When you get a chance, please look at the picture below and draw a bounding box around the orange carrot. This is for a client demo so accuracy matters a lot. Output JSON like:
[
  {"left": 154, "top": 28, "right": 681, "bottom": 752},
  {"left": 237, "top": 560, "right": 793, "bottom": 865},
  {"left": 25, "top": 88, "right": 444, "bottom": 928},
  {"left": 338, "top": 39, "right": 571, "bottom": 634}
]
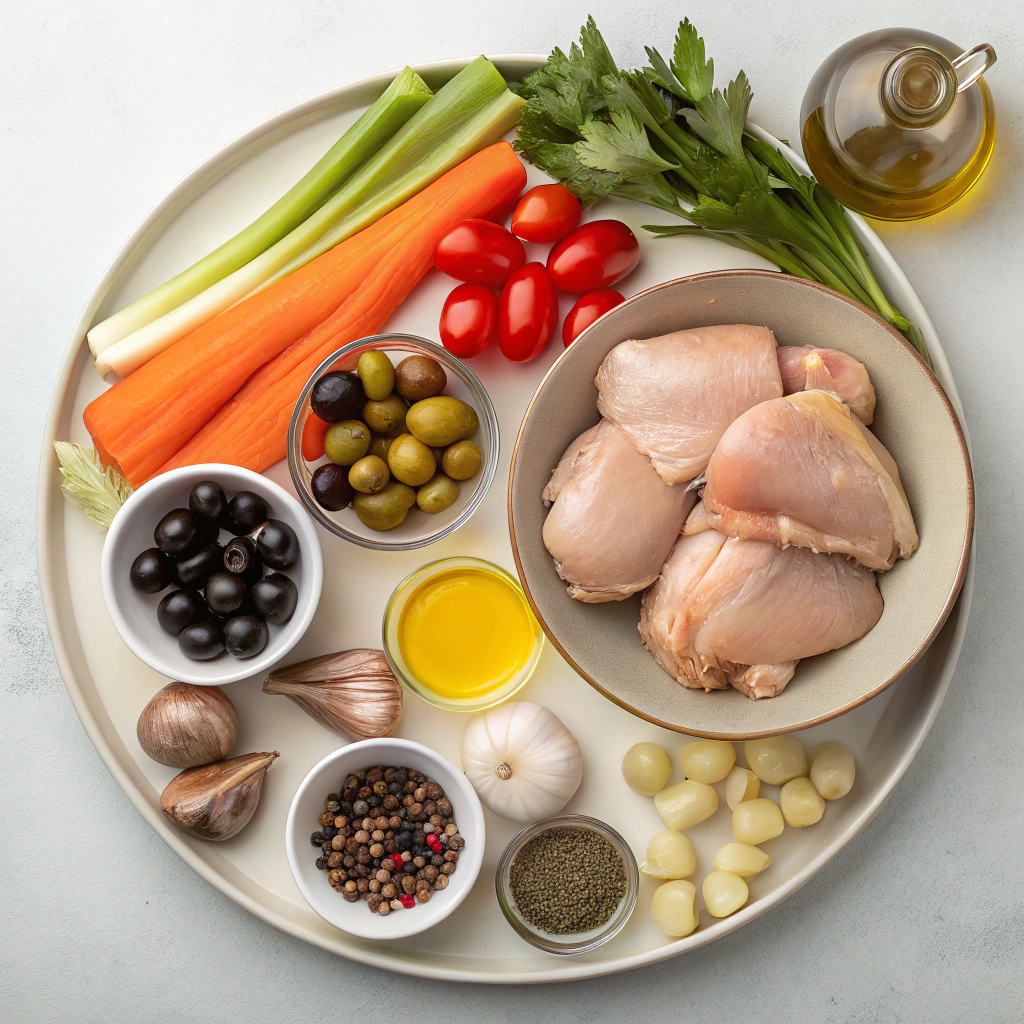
[
  {"left": 85, "top": 142, "right": 525, "bottom": 485},
  {"left": 301, "top": 413, "right": 331, "bottom": 462}
]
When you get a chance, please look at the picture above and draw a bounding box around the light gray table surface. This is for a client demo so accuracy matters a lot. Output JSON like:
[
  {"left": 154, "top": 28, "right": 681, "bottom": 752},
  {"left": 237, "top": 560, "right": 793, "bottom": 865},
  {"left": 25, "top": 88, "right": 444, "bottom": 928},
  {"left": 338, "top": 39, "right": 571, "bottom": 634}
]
[{"left": 3, "top": 2, "right": 1021, "bottom": 1020}]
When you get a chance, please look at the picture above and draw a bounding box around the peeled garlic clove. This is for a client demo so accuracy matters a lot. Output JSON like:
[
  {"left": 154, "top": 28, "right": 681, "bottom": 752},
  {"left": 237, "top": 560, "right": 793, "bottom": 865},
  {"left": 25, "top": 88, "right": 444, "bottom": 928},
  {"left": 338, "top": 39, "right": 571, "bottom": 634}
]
[
  {"left": 725, "top": 766, "right": 760, "bottom": 810},
  {"left": 641, "top": 830, "right": 696, "bottom": 879},
  {"left": 651, "top": 879, "right": 699, "bottom": 937},
  {"left": 262, "top": 649, "right": 402, "bottom": 740},
  {"left": 654, "top": 780, "right": 718, "bottom": 831},
  {"left": 137, "top": 681, "right": 238, "bottom": 768},
  {"left": 160, "top": 751, "right": 278, "bottom": 841}
]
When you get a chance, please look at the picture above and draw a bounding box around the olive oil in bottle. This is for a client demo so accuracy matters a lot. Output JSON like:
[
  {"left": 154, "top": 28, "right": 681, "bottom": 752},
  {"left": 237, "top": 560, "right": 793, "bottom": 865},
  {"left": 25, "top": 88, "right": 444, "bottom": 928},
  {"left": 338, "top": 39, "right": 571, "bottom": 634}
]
[{"left": 800, "top": 29, "right": 996, "bottom": 220}]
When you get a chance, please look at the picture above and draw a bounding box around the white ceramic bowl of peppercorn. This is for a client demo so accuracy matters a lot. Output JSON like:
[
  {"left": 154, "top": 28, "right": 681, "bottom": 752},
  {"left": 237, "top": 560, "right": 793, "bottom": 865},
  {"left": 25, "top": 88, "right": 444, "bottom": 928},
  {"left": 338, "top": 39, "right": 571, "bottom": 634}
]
[
  {"left": 101, "top": 464, "right": 323, "bottom": 686},
  {"left": 285, "top": 738, "right": 486, "bottom": 941}
]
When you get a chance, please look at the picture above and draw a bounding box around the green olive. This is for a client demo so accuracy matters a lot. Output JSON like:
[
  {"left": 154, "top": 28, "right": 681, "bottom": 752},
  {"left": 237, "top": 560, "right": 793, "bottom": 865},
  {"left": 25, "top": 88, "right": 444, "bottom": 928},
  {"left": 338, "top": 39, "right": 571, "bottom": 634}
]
[
  {"left": 353, "top": 482, "right": 416, "bottom": 531},
  {"left": 405, "top": 396, "right": 479, "bottom": 448},
  {"left": 324, "top": 420, "right": 371, "bottom": 466},
  {"left": 394, "top": 355, "right": 447, "bottom": 401},
  {"left": 416, "top": 474, "right": 460, "bottom": 514},
  {"left": 441, "top": 440, "right": 482, "bottom": 481},
  {"left": 368, "top": 434, "right": 395, "bottom": 461},
  {"left": 356, "top": 350, "right": 395, "bottom": 402},
  {"left": 387, "top": 433, "right": 436, "bottom": 487},
  {"left": 363, "top": 394, "right": 408, "bottom": 435},
  {"left": 348, "top": 455, "right": 390, "bottom": 494}
]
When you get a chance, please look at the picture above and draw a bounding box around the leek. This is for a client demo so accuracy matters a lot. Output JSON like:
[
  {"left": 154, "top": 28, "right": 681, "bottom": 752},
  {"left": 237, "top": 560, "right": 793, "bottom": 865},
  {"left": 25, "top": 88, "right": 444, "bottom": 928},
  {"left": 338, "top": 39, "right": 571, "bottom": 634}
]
[
  {"left": 95, "top": 57, "right": 523, "bottom": 383},
  {"left": 88, "top": 66, "right": 433, "bottom": 361}
]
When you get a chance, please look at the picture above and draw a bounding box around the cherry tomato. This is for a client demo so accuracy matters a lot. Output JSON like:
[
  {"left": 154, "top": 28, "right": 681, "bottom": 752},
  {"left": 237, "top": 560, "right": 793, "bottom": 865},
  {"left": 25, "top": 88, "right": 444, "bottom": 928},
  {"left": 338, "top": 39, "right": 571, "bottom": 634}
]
[
  {"left": 301, "top": 412, "right": 331, "bottom": 462},
  {"left": 511, "top": 184, "right": 582, "bottom": 244},
  {"left": 546, "top": 220, "right": 640, "bottom": 293},
  {"left": 439, "top": 283, "right": 498, "bottom": 358},
  {"left": 562, "top": 288, "right": 625, "bottom": 347},
  {"left": 433, "top": 219, "right": 526, "bottom": 287},
  {"left": 498, "top": 263, "right": 559, "bottom": 363}
]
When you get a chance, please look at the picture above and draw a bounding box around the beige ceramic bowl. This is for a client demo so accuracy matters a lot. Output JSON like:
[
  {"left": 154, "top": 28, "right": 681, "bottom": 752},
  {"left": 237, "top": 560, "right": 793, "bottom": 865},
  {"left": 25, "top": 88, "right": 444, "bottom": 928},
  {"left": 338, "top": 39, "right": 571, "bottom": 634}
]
[{"left": 508, "top": 271, "right": 974, "bottom": 739}]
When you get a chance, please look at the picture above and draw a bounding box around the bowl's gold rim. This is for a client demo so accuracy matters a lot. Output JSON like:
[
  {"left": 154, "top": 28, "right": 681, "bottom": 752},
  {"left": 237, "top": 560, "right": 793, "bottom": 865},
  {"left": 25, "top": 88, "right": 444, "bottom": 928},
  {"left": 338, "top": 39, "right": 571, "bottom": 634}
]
[{"left": 506, "top": 269, "right": 975, "bottom": 740}]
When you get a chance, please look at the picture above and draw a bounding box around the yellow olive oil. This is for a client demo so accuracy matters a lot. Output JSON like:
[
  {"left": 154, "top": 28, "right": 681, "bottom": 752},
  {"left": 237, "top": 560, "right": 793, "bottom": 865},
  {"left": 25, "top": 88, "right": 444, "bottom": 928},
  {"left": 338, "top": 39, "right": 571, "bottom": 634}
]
[{"left": 398, "top": 566, "right": 536, "bottom": 700}]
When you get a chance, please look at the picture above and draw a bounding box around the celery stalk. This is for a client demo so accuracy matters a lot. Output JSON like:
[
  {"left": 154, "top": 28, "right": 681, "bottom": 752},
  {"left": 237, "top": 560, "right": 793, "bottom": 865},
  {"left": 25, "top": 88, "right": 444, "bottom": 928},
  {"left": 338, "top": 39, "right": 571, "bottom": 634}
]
[
  {"left": 95, "top": 58, "right": 523, "bottom": 382},
  {"left": 88, "top": 67, "right": 433, "bottom": 359}
]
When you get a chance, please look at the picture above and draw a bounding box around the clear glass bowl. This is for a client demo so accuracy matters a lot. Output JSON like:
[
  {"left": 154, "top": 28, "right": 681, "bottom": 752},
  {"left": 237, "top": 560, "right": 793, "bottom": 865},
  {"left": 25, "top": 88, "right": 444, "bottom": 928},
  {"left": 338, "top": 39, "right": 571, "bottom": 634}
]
[
  {"left": 287, "top": 334, "right": 498, "bottom": 551},
  {"left": 382, "top": 556, "right": 544, "bottom": 712},
  {"left": 495, "top": 814, "right": 640, "bottom": 955}
]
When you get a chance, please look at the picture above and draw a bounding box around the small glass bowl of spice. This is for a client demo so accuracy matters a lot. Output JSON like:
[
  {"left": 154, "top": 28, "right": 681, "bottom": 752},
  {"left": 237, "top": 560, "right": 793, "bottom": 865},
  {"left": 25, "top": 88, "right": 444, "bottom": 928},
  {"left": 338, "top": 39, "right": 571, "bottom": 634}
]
[{"left": 495, "top": 814, "right": 639, "bottom": 955}]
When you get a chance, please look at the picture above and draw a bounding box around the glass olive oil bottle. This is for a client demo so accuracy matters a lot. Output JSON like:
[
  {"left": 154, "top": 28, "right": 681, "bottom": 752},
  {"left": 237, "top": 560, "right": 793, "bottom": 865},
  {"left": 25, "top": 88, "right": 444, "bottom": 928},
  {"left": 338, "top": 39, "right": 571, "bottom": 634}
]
[{"left": 801, "top": 29, "right": 996, "bottom": 220}]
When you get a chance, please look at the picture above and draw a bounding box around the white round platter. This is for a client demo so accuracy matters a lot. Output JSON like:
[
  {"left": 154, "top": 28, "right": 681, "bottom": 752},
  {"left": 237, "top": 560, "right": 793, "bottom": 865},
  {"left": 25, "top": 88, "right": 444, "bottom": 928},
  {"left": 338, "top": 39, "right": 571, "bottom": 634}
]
[{"left": 37, "top": 56, "right": 974, "bottom": 983}]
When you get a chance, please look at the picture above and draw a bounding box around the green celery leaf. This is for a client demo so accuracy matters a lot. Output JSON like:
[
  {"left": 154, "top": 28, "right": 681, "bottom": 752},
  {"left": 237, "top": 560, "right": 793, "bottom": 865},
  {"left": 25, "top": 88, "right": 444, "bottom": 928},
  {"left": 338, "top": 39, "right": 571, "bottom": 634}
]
[
  {"left": 644, "top": 46, "right": 692, "bottom": 103},
  {"left": 578, "top": 15, "right": 619, "bottom": 82},
  {"left": 669, "top": 18, "right": 714, "bottom": 103},
  {"left": 744, "top": 135, "right": 817, "bottom": 204},
  {"left": 603, "top": 71, "right": 673, "bottom": 129},
  {"left": 576, "top": 110, "right": 678, "bottom": 178},
  {"left": 683, "top": 71, "right": 752, "bottom": 168},
  {"left": 685, "top": 186, "right": 809, "bottom": 250},
  {"left": 517, "top": 139, "right": 623, "bottom": 206},
  {"left": 613, "top": 174, "right": 685, "bottom": 212}
]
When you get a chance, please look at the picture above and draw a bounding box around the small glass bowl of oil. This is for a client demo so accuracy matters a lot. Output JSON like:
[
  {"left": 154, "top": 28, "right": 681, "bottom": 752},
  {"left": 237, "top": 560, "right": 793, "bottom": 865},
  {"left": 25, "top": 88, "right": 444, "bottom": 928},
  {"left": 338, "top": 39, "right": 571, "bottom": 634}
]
[{"left": 383, "top": 556, "right": 544, "bottom": 712}]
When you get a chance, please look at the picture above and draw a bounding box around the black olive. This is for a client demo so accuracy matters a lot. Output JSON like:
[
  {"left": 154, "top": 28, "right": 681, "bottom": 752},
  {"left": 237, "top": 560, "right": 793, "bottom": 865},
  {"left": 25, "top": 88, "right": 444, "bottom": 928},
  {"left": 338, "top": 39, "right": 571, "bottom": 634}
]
[
  {"left": 223, "top": 614, "right": 269, "bottom": 659},
  {"left": 223, "top": 536, "right": 263, "bottom": 584},
  {"left": 157, "top": 590, "right": 209, "bottom": 636},
  {"left": 154, "top": 509, "right": 200, "bottom": 556},
  {"left": 255, "top": 519, "right": 300, "bottom": 569},
  {"left": 189, "top": 480, "right": 227, "bottom": 526},
  {"left": 175, "top": 541, "right": 224, "bottom": 591},
  {"left": 205, "top": 571, "right": 248, "bottom": 616},
  {"left": 310, "top": 370, "right": 363, "bottom": 423},
  {"left": 129, "top": 548, "right": 174, "bottom": 593},
  {"left": 251, "top": 572, "right": 298, "bottom": 625},
  {"left": 225, "top": 491, "right": 268, "bottom": 534},
  {"left": 311, "top": 464, "right": 354, "bottom": 511},
  {"left": 178, "top": 620, "right": 225, "bottom": 660},
  {"left": 195, "top": 513, "right": 223, "bottom": 543}
]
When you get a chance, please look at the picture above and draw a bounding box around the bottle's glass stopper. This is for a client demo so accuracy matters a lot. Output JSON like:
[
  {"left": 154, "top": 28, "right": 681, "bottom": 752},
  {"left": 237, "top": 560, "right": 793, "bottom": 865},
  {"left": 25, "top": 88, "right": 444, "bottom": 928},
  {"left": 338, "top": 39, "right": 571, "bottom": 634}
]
[{"left": 881, "top": 43, "right": 996, "bottom": 129}]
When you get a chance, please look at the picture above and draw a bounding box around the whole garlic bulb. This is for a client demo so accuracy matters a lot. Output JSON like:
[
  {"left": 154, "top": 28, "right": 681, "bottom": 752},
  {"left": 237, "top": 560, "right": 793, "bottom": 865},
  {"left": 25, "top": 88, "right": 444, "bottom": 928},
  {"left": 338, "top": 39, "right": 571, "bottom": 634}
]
[
  {"left": 460, "top": 702, "right": 583, "bottom": 823},
  {"left": 137, "top": 682, "right": 237, "bottom": 768}
]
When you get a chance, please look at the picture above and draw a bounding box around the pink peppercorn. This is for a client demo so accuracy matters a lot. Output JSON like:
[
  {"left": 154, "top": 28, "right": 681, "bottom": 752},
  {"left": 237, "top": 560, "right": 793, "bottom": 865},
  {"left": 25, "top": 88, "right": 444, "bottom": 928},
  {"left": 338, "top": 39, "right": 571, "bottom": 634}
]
[{"left": 400, "top": 894, "right": 415, "bottom": 909}]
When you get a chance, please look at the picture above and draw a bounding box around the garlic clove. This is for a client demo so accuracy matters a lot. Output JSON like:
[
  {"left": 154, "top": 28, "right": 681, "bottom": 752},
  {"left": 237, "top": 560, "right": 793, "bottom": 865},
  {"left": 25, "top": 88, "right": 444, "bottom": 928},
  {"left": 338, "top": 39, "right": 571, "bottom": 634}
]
[
  {"left": 160, "top": 751, "right": 278, "bottom": 841},
  {"left": 262, "top": 649, "right": 402, "bottom": 741},
  {"left": 137, "top": 681, "right": 238, "bottom": 768}
]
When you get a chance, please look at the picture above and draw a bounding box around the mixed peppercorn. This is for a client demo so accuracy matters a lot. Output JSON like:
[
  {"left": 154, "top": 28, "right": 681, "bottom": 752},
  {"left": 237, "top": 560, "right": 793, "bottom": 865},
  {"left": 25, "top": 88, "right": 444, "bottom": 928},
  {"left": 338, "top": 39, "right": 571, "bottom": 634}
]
[{"left": 311, "top": 764, "right": 463, "bottom": 915}]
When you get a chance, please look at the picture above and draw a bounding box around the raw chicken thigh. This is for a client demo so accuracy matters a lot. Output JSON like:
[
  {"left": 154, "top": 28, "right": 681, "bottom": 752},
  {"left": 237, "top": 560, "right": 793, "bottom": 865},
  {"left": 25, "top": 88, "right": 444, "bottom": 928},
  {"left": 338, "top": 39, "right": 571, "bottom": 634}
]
[
  {"left": 596, "top": 325, "right": 783, "bottom": 485},
  {"left": 542, "top": 419, "right": 695, "bottom": 603},
  {"left": 640, "top": 526, "right": 883, "bottom": 699},
  {"left": 690, "top": 390, "right": 917, "bottom": 571},
  {"left": 777, "top": 345, "right": 876, "bottom": 424}
]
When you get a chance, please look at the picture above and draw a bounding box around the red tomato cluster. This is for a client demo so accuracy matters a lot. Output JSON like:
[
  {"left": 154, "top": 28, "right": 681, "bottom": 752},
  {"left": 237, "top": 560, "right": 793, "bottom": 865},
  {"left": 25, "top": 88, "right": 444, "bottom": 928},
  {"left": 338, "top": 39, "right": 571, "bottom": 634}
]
[{"left": 433, "top": 184, "right": 638, "bottom": 361}]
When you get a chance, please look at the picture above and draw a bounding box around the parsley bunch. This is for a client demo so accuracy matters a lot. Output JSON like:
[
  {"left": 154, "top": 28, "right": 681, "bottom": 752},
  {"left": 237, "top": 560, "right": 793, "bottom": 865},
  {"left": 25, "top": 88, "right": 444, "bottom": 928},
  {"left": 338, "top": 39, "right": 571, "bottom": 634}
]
[{"left": 513, "top": 17, "right": 926, "bottom": 360}]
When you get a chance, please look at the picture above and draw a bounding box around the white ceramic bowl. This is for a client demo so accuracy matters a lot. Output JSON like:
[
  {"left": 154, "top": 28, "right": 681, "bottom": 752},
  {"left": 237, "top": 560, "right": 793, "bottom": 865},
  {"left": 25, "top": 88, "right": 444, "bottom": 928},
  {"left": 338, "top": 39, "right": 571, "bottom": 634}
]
[
  {"left": 101, "top": 464, "right": 323, "bottom": 685},
  {"left": 285, "top": 738, "right": 485, "bottom": 941}
]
